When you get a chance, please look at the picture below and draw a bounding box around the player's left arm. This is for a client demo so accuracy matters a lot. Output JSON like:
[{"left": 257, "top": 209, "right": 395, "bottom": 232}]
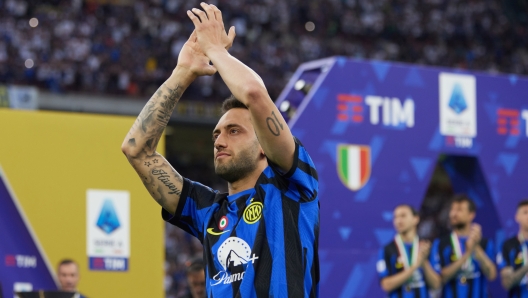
[
  {"left": 422, "top": 260, "right": 441, "bottom": 290},
  {"left": 474, "top": 241, "right": 497, "bottom": 281},
  {"left": 187, "top": 3, "right": 295, "bottom": 172},
  {"left": 420, "top": 240, "right": 441, "bottom": 290}
]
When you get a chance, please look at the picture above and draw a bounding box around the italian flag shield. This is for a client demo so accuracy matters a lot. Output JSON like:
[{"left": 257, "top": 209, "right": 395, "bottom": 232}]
[{"left": 337, "top": 144, "right": 371, "bottom": 191}]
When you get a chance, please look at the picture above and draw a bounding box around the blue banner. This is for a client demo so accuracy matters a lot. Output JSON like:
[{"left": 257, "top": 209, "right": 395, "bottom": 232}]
[
  {"left": 0, "top": 168, "right": 57, "bottom": 297},
  {"left": 277, "top": 58, "right": 528, "bottom": 297}
]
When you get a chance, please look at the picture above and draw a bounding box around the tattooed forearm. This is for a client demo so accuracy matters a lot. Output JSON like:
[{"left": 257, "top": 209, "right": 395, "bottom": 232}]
[
  {"left": 152, "top": 169, "right": 182, "bottom": 195},
  {"left": 156, "top": 86, "right": 182, "bottom": 124},
  {"left": 266, "top": 111, "right": 284, "bottom": 136},
  {"left": 125, "top": 84, "right": 185, "bottom": 156},
  {"left": 139, "top": 101, "right": 157, "bottom": 133},
  {"left": 136, "top": 84, "right": 183, "bottom": 136}
]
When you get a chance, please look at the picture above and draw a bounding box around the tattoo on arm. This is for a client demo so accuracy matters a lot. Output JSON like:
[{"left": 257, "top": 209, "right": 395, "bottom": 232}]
[
  {"left": 128, "top": 138, "right": 136, "bottom": 147},
  {"left": 139, "top": 101, "right": 157, "bottom": 133},
  {"left": 152, "top": 169, "right": 182, "bottom": 195},
  {"left": 156, "top": 86, "right": 182, "bottom": 124},
  {"left": 266, "top": 111, "right": 284, "bottom": 136}
]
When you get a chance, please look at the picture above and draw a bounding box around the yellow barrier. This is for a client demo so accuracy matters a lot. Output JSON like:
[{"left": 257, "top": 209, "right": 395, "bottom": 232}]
[{"left": 0, "top": 109, "right": 164, "bottom": 298}]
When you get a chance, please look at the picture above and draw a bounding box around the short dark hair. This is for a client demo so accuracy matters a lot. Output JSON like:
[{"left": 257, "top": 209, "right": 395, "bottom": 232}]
[
  {"left": 395, "top": 204, "right": 418, "bottom": 216},
  {"left": 452, "top": 194, "right": 476, "bottom": 212},
  {"left": 221, "top": 95, "right": 247, "bottom": 114},
  {"left": 58, "top": 259, "right": 77, "bottom": 270},
  {"left": 186, "top": 258, "right": 204, "bottom": 275},
  {"left": 517, "top": 200, "right": 528, "bottom": 210}
]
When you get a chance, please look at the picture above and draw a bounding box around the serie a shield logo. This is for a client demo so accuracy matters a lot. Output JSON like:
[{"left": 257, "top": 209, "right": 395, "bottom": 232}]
[{"left": 337, "top": 144, "right": 371, "bottom": 191}]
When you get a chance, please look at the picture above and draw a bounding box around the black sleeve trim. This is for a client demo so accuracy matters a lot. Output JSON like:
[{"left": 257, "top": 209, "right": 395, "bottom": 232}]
[
  {"left": 161, "top": 177, "right": 192, "bottom": 223},
  {"left": 282, "top": 137, "right": 300, "bottom": 179}
]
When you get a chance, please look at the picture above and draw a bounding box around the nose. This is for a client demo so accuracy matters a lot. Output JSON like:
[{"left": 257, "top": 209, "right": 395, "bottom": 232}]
[{"left": 214, "top": 132, "right": 227, "bottom": 150}]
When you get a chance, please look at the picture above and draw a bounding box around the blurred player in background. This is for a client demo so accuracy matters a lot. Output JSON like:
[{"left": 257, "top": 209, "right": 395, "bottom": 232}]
[
  {"left": 182, "top": 258, "right": 206, "bottom": 298},
  {"left": 377, "top": 204, "right": 441, "bottom": 297},
  {"left": 497, "top": 200, "right": 528, "bottom": 298},
  {"left": 121, "top": 3, "right": 319, "bottom": 297},
  {"left": 431, "top": 195, "right": 496, "bottom": 298},
  {"left": 57, "top": 259, "right": 87, "bottom": 298}
]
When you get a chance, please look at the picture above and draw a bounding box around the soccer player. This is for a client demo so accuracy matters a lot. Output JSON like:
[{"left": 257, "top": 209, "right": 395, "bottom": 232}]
[
  {"left": 496, "top": 199, "right": 528, "bottom": 297},
  {"left": 184, "top": 258, "right": 206, "bottom": 298},
  {"left": 121, "top": 3, "right": 319, "bottom": 297},
  {"left": 431, "top": 195, "right": 497, "bottom": 297},
  {"left": 377, "top": 204, "right": 441, "bottom": 297}
]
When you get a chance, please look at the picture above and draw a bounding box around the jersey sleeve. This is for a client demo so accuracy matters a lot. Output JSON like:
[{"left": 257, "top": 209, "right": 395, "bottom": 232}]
[
  {"left": 431, "top": 239, "right": 442, "bottom": 274},
  {"left": 377, "top": 248, "right": 389, "bottom": 279},
  {"left": 272, "top": 137, "right": 318, "bottom": 200},
  {"left": 161, "top": 178, "right": 217, "bottom": 242}
]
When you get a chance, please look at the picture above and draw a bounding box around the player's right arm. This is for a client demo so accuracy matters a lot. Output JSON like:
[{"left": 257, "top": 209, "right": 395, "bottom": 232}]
[
  {"left": 498, "top": 241, "right": 528, "bottom": 290},
  {"left": 377, "top": 248, "right": 417, "bottom": 293},
  {"left": 380, "top": 267, "right": 418, "bottom": 292},
  {"left": 121, "top": 31, "right": 223, "bottom": 214},
  {"left": 500, "top": 266, "right": 528, "bottom": 290}
]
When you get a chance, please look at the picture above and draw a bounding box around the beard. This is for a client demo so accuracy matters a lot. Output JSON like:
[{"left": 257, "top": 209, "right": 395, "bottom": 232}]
[
  {"left": 452, "top": 222, "right": 467, "bottom": 230},
  {"left": 214, "top": 142, "right": 259, "bottom": 183}
]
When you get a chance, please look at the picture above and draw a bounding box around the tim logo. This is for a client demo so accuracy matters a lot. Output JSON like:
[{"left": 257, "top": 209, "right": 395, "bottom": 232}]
[
  {"left": 497, "top": 108, "right": 528, "bottom": 137},
  {"left": 336, "top": 94, "right": 415, "bottom": 128},
  {"left": 89, "top": 257, "right": 128, "bottom": 271},
  {"left": 5, "top": 255, "right": 37, "bottom": 268}
]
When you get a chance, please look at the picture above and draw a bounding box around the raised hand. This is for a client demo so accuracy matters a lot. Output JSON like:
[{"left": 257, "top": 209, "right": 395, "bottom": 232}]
[
  {"left": 176, "top": 30, "right": 217, "bottom": 78},
  {"left": 466, "top": 223, "right": 482, "bottom": 252},
  {"left": 187, "top": 3, "right": 236, "bottom": 55},
  {"left": 418, "top": 240, "right": 431, "bottom": 266}
]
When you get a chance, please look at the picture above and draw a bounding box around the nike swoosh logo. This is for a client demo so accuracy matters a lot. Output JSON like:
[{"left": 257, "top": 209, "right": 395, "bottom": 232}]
[{"left": 207, "top": 228, "right": 230, "bottom": 236}]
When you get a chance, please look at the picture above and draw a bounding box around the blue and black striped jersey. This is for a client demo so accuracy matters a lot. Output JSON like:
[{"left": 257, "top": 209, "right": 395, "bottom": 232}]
[
  {"left": 377, "top": 241, "right": 431, "bottom": 298},
  {"left": 431, "top": 235, "right": 494, "bottom": 298},
  {"left": 162, "top": 137, "right": 320, "bottom": 298},
  {"left": 497, "top": 236, "right": 528, "bottom": 298}
]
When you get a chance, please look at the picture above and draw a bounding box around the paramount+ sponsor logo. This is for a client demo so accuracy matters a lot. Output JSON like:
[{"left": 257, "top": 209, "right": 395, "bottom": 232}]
[{"left": 5, "top": 255, "right": 37, "bottom": 268}]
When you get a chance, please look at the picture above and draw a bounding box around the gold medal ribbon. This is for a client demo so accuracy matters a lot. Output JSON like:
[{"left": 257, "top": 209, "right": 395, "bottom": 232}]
[
  {"left": 395, "top": 234, "right": 419, "bottom": 288},
  {"left": 451, "top": 232, "right": 472, "bottom": 266},
  {"left": 518, "top": 233, "right": 528, "bottom": 266}
]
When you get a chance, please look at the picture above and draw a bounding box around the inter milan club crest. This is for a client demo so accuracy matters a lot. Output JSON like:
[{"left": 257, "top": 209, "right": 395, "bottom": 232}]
[
  {"left": 337, "top": 144, "right": 371, "bottom": 191},
  {"left": 218, "top": 216, "right": 228, "bottom": 230}
]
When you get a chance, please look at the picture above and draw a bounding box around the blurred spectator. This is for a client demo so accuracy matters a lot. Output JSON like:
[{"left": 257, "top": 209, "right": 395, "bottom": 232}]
[
  {"left": 181, "top": 258, "right": 206, "bottom": 298},
  {"left": 0, "top": 0, "right": 527, "bottom": 101},
  {"left": 57, "top": 259, "right": 87, "bottom": 298}
]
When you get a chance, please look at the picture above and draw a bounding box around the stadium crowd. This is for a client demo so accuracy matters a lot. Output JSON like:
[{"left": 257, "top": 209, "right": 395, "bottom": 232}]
[{"left": 1, "top": 0, "right": 527, "bottom": 102}]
